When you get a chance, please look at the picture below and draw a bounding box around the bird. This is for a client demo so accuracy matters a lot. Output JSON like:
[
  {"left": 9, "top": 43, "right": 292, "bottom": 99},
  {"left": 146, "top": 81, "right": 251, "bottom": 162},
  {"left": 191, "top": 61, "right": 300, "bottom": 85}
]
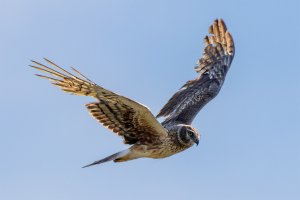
[{"left": 31, "top": 19, "right": 234, "bottom": 168}]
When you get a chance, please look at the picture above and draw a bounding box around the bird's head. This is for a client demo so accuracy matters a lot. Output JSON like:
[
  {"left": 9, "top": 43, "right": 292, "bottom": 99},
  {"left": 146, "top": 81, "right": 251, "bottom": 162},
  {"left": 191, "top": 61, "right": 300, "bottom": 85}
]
[{"left": 176, "top": 125, "right": 200, "bottom": 146}]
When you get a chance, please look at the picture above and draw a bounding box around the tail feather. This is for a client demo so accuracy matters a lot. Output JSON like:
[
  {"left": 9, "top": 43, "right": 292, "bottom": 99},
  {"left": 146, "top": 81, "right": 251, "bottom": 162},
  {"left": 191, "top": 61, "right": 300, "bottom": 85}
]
[{"left": 82, "top": 150, "right": 129, "bottom": 168}]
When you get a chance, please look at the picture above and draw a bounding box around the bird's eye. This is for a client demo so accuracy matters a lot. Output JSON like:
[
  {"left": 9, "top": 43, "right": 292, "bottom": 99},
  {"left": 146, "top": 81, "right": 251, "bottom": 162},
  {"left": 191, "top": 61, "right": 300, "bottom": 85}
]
[{"left": 188, "top": 131, "right": 193, "bottom": 136}]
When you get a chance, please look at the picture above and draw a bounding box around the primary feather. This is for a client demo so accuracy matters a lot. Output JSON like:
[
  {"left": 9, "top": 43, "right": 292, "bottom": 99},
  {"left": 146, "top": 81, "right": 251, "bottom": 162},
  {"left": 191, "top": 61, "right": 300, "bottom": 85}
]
[
  {"left": 31, "top": 19, "right": 235, "bottom": 167},
  {"left": 157, "top": 19, "right": 235, "bottom": 126},
  {"left": 31, "top": 58, "right": 167, "bottom": 146}
]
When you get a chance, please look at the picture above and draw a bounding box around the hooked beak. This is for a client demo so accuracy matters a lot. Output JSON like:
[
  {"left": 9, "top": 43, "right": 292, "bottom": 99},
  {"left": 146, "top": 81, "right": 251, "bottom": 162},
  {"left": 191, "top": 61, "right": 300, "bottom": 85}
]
[{"left": 192, "top": 137, "right": 199, "bottom": 146}]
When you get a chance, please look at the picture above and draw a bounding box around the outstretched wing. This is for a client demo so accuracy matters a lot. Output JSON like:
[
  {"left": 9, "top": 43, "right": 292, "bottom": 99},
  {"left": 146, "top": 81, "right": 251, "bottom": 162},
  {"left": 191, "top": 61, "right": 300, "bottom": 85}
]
[
  {"left": 31, "top": 58, "right": 167, "bottom": 145},
  {"left": 157, "top": 19, "right": 235, "bottom": 125}
]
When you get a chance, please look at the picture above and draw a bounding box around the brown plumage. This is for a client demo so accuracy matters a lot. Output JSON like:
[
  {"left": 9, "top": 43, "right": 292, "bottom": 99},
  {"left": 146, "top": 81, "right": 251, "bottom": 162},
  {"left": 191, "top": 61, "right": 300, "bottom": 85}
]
[
  {"left": 31, "top": 59, "right": 167, "bottom": 145},
  {"left": 31, "top": 19, "right": 234, "bottom": 167}
]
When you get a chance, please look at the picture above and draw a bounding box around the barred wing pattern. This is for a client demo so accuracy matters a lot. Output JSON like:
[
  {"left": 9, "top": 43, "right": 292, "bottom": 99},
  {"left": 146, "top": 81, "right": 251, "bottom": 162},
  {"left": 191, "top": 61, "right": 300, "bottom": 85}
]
[
  {"left": 31, "top": 59, "right": 167, "bottom": 145},
  {"left": 157, "top": 19, "right": 235, "bottom": 125}
]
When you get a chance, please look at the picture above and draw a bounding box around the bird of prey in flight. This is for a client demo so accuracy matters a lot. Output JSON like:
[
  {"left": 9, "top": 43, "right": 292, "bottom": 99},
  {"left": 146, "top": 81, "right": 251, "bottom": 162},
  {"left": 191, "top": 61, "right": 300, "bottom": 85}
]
[{"left": 31, "top": 19, "right": 234, "bottom": 168}]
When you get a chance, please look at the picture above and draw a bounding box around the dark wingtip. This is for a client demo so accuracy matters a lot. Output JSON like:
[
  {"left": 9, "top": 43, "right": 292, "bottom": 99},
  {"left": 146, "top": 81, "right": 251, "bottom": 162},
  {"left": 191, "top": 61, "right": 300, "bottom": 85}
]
[{"left": 43, "top": 57, "right": 51, "bottom": 62}]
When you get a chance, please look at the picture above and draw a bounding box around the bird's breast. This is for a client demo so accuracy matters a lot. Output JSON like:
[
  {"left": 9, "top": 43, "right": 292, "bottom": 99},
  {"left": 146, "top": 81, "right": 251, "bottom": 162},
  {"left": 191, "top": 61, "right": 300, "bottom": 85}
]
[{"left": 136, "top": 139, "right": 192, "bottom": 159}]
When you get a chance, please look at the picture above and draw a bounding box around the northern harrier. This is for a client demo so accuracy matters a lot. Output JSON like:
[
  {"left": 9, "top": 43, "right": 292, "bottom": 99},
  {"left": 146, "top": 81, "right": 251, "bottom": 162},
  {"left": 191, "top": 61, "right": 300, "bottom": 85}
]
[{"left": 31, "top": 19, "right": 234, "bottom": 167}]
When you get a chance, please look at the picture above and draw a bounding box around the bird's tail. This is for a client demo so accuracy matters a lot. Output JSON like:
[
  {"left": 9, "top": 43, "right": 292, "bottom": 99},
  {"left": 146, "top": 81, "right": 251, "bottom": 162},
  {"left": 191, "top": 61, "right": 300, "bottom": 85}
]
[
  {"left": 82, "top": 149, "right": 130, "bottom": 168},
  {"left": 30, "top": 58, "right": 99, "bottom": 97}
]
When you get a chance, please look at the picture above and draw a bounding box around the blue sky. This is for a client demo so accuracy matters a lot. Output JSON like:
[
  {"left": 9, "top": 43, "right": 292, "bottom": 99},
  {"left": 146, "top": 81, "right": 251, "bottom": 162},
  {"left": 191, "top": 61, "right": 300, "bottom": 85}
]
[{"left": 1, "top": 0, "right": 299, "bottom": 199}]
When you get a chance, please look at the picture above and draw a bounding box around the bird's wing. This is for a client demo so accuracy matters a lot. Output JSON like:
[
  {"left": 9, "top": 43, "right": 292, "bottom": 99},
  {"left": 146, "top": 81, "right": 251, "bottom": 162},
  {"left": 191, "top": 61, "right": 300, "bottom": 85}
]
[
  {"left": 157, "top": 19, "right": 234, "bottom": 125},
  {"left": 31, "top": 58, "right": 167, "bottom": 145}
]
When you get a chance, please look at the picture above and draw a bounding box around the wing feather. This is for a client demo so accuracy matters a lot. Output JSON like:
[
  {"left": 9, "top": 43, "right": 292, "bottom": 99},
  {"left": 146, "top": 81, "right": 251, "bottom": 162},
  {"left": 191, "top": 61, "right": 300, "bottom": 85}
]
[
  {"left": 31, "top": 59, "right": 167, "bottom": 144},
  {"left": 157, "top": 19, "right": 235, "bottom": 125}
]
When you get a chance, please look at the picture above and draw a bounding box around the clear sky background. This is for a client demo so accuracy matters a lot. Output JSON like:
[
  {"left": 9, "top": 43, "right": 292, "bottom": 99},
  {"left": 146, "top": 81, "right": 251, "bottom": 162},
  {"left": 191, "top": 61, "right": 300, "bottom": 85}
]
[{"left": 1, "top": 0, "right": 299, "bottom": 199}]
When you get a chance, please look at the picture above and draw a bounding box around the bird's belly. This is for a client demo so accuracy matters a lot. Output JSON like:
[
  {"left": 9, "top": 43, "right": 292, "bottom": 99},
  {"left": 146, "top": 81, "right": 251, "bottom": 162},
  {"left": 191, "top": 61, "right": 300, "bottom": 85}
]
[
  {"left": 145, "top": 145, "right": 190, "bottom": 159},
  {"left": 131, "top": 140, "right": 192, "bottom": 159}
]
